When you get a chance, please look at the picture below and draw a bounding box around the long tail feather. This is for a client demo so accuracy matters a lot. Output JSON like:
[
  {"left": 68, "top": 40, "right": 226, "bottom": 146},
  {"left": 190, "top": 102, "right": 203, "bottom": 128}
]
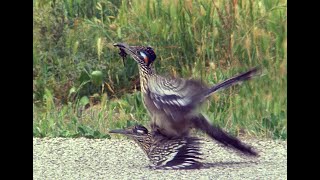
[{"left": 191, "top": 114, "right": 258, "bottom": 156}]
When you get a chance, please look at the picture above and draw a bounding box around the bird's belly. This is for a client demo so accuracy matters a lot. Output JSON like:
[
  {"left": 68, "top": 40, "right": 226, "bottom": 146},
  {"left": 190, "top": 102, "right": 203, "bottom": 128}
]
[{"left": 143, "top": 94, "right": 191, "bottom": 137}]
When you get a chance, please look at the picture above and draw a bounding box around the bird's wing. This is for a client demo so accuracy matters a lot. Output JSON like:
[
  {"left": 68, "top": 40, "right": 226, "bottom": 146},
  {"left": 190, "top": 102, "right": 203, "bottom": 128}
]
[
  {"left": 149, "top": 137, "right": 203, "bottom": 170},
  {"left": 148, "top": 76, "right": 207, "bottom": 113}
]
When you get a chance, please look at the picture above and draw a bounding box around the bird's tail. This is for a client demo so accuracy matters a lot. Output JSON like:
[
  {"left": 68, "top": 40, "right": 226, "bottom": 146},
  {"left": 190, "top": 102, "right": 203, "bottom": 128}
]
[
  {"left": 204, "top": 67, "right": 261, "bottom": 98},
  {"left": 191, "top": 114, "right": 258, "bottom": 156}
]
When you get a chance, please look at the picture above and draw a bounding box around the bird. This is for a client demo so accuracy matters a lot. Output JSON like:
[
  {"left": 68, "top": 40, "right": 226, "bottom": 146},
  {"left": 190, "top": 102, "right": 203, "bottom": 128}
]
[
  {"left": 109, "top": 125, "right": 203, "bottom": 170},
  {"left": 113, "top": 42, "right": 259, "bottom": 156}
]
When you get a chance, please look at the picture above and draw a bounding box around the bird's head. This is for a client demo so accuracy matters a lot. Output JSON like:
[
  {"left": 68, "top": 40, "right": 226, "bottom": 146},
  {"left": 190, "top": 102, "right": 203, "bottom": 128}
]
[
  {"left": 113, "top": 43, "right": 156, "bottom": 70},
  {"left": 109, "top": 124, "right": 151, "bottom": 152}
]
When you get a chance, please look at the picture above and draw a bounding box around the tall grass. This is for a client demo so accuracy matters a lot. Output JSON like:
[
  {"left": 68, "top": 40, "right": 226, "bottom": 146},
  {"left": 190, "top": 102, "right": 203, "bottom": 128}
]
[{"left": 33, "top": 0, "right": 287, "bottom": 139}]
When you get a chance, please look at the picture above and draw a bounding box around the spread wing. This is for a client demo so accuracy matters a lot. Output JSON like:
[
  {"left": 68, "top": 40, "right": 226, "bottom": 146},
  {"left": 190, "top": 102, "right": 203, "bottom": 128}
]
[
  {"left": 147, "top": 76, "right": 208, "bottom": 114},
  {"left": 149, "top": 137, "right": 203, "bottom": 170}
]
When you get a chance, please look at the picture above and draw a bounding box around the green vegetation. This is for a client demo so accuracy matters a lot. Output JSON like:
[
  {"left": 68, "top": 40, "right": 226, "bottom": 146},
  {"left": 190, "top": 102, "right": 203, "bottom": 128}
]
[{"left": 33, "top": 0, "right": 287, "bottom": 139}]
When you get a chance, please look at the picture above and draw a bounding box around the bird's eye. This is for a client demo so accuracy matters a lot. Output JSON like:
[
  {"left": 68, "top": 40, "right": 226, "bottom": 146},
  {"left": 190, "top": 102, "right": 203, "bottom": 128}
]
[
  {"left": 139, "top": 51, "right": 146, "bottom": 58},
  {"left": 136, "top": 129, "right": 145, "bottom": 134},
  {"left": 135, "top": 125, "right": 148, "bottom": 134},
  {"left": 139, "top": 51, "right": 149, "bottom": 64}
]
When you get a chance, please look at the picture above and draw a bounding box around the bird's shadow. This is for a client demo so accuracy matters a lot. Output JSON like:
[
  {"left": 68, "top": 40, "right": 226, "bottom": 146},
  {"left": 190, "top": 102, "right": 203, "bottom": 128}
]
[
  {"left": 146, "top": 160, "right": 259, "bottom": 170},
  {"left": 200, "top": 160, "right": 259, "bottom": 169}
]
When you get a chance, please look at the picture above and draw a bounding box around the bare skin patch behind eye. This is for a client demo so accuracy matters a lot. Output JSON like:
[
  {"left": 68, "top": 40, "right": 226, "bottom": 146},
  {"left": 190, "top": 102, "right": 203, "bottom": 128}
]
[{"left": 139, "top": 51, "right": 149, "bottom": 64}]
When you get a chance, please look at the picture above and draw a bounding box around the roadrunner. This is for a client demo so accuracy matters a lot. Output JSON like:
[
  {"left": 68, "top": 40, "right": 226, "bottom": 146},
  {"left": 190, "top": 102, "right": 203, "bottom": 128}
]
[
  {"left": 114, "top": 43, "right": 259, "bottom": 156},
  {"left": 109, "top": 125, "right": 203, "bottom": 170}
]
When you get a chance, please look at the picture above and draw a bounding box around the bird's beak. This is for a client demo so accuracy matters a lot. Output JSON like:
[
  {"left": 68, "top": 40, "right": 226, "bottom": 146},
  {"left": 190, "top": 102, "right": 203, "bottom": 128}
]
[
  {"left": 113, "top": 42, "right": 128, "bottom": 49},
  {"left": 109, "top": 128, "right": 130, "bottom": 135},
  {"left": 113, "top": 42, "right": 133, "bottom": 55},
  {"left": 113, "top": 42, "right": 142, "bottom": 62},
  {"left": 113, "top": 43, "right": 128, "bottom": 53}
]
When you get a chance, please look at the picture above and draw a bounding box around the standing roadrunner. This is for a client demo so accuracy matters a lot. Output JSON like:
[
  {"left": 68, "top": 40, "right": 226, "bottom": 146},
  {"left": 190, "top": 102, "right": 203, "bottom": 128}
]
[
  {"left": 114, "top": 43, "right": 259, "bottom": 156},
  {"left": 110, "top": 125, "right": 203, "bottom": 170}
]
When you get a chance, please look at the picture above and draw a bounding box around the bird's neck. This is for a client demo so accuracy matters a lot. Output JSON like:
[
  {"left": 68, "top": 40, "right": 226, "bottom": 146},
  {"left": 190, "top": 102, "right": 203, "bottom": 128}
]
[
  {"left": 138, "top": 66, "right": 154, "bottom": 93},
  {"left": 134, "top": 135, "right": 152, "bottom": 155}
]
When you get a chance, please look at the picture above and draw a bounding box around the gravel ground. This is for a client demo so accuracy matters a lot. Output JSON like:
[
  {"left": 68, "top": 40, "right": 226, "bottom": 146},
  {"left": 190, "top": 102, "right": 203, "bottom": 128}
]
[{"left": 33, "top": 137, "right": 287, "bottom": 180}]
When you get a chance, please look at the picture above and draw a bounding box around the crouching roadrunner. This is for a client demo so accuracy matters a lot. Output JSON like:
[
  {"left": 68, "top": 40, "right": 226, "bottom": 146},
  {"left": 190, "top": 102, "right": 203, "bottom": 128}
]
[
  {"left": 114, "top": 43, "right": 259, "bottom": 156},
  {"left": 109, "top": 125, "right": 203, "bottom": 170}
]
